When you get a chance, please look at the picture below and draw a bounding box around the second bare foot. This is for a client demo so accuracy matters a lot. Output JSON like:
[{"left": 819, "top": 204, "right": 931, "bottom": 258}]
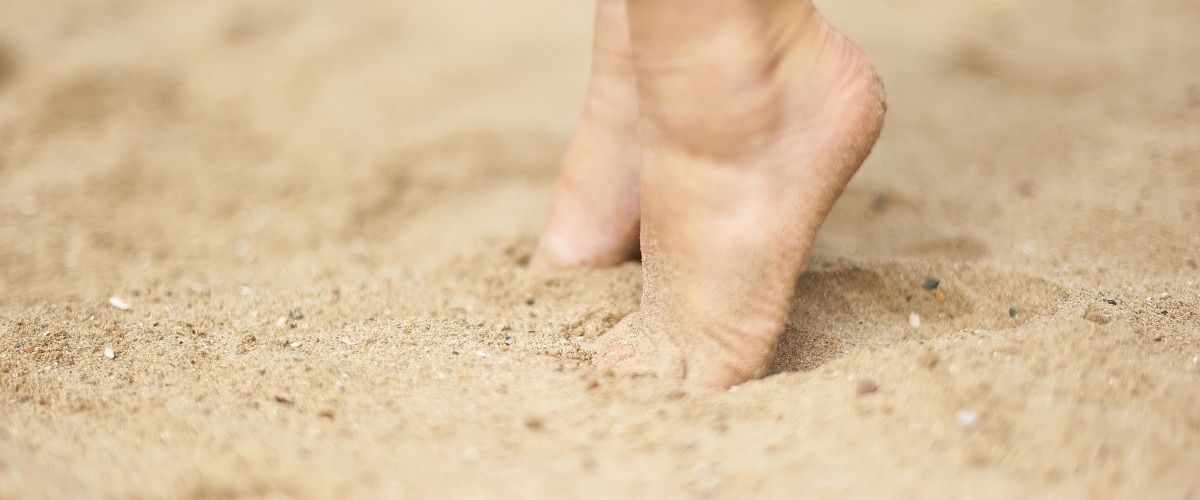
[{"left": 533, "top": 0, "right": 642, "bottom": 270}]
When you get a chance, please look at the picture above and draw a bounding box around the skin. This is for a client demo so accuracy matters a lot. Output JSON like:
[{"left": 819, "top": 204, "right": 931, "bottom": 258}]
[
  {"left": 534, "top": 0, "right": 886, "bottom": 388},
  {"left": 533, "top": 0, "right": 641, "bottom": 269}
]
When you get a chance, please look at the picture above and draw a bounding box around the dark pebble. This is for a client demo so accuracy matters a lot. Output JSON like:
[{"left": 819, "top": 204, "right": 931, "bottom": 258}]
[
  {"left": 1154, "top": 337, "right": 1164, "bottom": 342},
  {"left": 504, "top": 336, "right": 511, "bottom": 340},
  {"left": 922, "top": 279, "right": 940, "bottom": 290},
  {"left": 1009, "top": 308, "right": 1016, "bottom": 317},
  {"left": 870, "top": 194, "right": 888, "bottom": 212},
  {"left": 289, "top": 309, "right": 304, "bottom": 320},
  {"left": 526, "top": 299, "right": 535, "bottom": 306},
  {"left": 524, "top": 417, "right": 545, "bottom": 431},
  {"left": 1104, "top": 299, "right": 1117, "bottom": 305},
  {"left": 856, "top": 378, "right": 880, "bottom": 395},
  {"left": 1161, "top": 310, "right": 1168, "bottom": 316},
  {"left": 451, "top": 350, "right": 459, "bottom": 355},
  {"left": 274, "top": 395, "right": 293, "bottom": 404}
]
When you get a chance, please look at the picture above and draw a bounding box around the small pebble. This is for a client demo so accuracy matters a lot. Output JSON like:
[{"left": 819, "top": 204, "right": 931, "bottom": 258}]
[
  {"left": 870, "top": 194, "right": 889, "bottom": 212},
  {"left": 475, "top": 350, "right": 488, "bottom": 358},
  {"left": 934, "top": 289, "right": 946, "bottom": 303},
  {"left": 104, "top": 347, "right": 115, "bottom": 359},
  {"left": 289, "top": 309, "right": 303, "bottom": 320},
  {"left": 1016, "top": 180, "right": 1035, "bottom": 198},
  {"left": 234, "top": 239, "right": 252, "bottom": 258},
  {"left": 1009, "top": 308, "right": 1017, "bottom": 317},
  {"left": 922, "top": 279, "right": 940, "bottom": 290},
  {"left": 908, "top": 312, "right": 921, "bottom": 328},
  {"left": 108, "top": 296, "right": 131, "bottom": 311},
  {"left": 524, "top": 417, "right": 545, "bottom": 431},
  {"left": 956, "top": 410, "right": 979, "bottom": 429},
  {"left": 1104, "top": 298, "right": 1118, "bottom": 305},
  {"left": 856, "top": 378, "right": 879, "bottom": 395}
]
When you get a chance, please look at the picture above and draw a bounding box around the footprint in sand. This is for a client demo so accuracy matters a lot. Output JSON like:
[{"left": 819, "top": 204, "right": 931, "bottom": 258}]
[{"left": 768, "top": 258, "right": 1068, "bottom": 374}]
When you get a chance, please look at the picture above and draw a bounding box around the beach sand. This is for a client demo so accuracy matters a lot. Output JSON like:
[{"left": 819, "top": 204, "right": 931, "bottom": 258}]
[{"left": 1, "top": 0, "right": 1198, "bottom": 498}]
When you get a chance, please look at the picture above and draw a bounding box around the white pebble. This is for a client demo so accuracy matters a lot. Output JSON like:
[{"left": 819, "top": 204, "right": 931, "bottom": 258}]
[
  {"left": 109, "top": 296, "right": 131, "bottom": 311},
  {"left": 289, "top": 341, "right": 302, "bottom": 348},
  {"left": 956, "top": 410, "right": 979, "bottom": 429},
  {"left": 475, "top": 350, "right": 488, "bottom": 358},
  {"left": 908, "top": 312, "right": 921, "bottom": 328},
  {"left": 104, "top": 347, "right": 115, "bottom": 359},
  {"left": 234, "top": 239, "right": 252, "bottom": 258}
]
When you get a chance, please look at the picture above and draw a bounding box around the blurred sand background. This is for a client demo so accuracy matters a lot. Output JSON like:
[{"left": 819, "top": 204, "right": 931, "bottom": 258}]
[{"left": 1, "top": 0, "right": 1199, "bottom": 498}]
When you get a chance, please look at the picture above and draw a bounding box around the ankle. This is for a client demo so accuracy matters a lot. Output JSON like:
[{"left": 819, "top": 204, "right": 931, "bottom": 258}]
[{"left": 630, "top": 4, "right": 878, "bottom": 160}]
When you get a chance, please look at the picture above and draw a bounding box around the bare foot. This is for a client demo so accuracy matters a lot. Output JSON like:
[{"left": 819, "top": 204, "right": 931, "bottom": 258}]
[
  {"left": 532, "top": 0, "right": 642, "bottom": 269},
  {"left": 592, "top": 0, "right": 886, "bottom": 388}
]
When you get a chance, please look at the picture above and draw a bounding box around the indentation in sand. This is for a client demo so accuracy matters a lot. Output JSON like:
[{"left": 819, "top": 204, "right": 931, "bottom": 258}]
[{"left": 769, "top": 257, "right": 1068, "bottom": 374}]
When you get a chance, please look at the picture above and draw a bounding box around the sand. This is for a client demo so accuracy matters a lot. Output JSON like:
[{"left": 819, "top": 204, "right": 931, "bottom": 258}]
[{"left": 1, "top": 0, "right": 1198, "bottom": 498}]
